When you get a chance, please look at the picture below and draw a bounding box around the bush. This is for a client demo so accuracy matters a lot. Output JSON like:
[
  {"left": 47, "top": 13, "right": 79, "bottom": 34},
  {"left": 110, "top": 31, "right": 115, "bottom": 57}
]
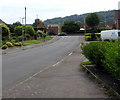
[
  {"left": 81, "top": 41, "right": 120, "bottom": 80},
  {"left": 15, "top": 36, "right": 24, "bottom": 42},
  {"left": 42, "top": 33, "right": 47, "bottom": 38},
  {"left": 6, "top": 42, "right": 14, "bottom": 47},
  {"left": 85, "top": 33, "right": 101, "bottom": 41},
  {"left": 14, "top": 26, "right": 23, "bottom": 36},
  {"left": 85, "top": 36, "right": 92, "bottom": 41},
  {"left": 0, "top": 24, "right": 10, "bottom": 41},
  {"left": 1, "top": 45, "right": 8, "bottom": 49},
  {"left": 25, "top": 25, "right": 35, "bottom": 36},
  {"left": 14, "top": 42, "right": 22, "bottom": 46}
]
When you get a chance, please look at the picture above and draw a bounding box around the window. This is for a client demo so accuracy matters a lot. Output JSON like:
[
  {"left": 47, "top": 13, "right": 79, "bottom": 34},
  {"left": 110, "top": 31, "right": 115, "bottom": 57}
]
[{"left": 118, "top": 32, "right": 120, "bottom": 37}]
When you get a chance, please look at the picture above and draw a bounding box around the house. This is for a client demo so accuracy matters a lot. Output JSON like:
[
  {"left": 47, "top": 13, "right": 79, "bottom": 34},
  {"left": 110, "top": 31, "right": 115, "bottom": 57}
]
[
  {"left": 0, "top": 19, "right": 6, "bottom": 24},
  {"left": 47, "top": 24, "right": 61, "bottom": 35},
  {"left": 114, "top": 10, "right": 120, "bottom": 29}
]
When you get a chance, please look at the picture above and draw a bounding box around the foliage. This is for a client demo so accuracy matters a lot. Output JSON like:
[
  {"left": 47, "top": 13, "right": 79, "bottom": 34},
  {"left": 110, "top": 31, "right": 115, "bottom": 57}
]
[
  {"left": 62, "top": 21, "right": 80, "bottom": 33},
  {"left": 44, "top": 10, "right": 114, "bottom": 25},
  {"left": 6, "top": 42, "right": 14, "bottom": 47},
  {"left": 85, "top": 36, "right": 92, "bottom": 41},
  {"left": 14, "top": 42, "right": 22, "bottom": 46},
  {"left": 14, "top": 25, "right": 35, "bottom": 40},
  {"left": 32, "top": 19, "right": 44, "bottom": 27},
  {"left": 80, "top": 61, "right": 92, "bottom": 65},
  {"left": 85, "top": 33, "right": 101, "bottom": 41},
  {"left": 15, "top": 36, "right": 24, "bottom": 42},
  {"left": 7, "top": 21, "right": 22, "bottom": 33},
  {"left": 0, "top": 24, "right": 10, "bottom": 40},
  {"left": 42, "top": 33, "right": 47, "bottom": 38},
  {"left": 37, "top": 30, "right": 43, "bottom": 37},
  {"left": 14, "top": 26, "right": 23, "bottom": 36},
  {"left": 25, "top": 25, "right": 35, "bottom": 36},
  {"left": 1, "top": 45, "right": 8, "bottom": 49},
  {"left": 81, "top": 41, "right": 120, "bottom": 80},
  {"left": 85, "top": 13, "right": 100, "bottom": 29}
]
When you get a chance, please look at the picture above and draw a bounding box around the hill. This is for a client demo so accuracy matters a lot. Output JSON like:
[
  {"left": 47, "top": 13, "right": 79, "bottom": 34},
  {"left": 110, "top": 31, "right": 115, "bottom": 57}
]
[{"left": 44, "top": 10, "right": 115, "bottom": 25}]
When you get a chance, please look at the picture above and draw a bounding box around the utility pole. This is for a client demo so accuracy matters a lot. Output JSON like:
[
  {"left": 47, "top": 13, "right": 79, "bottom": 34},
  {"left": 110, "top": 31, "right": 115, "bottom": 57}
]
[
  {"left": 84, "top": 17, "right": 86, "bottom": 35},
  {"left": 25, "top": 7, "right": 26, "bottom": 26},
  {"left": 22, "top": 17, "right": 25, "bottom": 49},
  {"left": 104, "top": 9, "right": 107, "bottom": 28}
]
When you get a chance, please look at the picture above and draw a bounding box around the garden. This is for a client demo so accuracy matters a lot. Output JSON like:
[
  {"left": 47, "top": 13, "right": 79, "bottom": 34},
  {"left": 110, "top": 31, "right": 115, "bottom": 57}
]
[{"left": 0, "top": 23, "right": 52, "bottom": 50}]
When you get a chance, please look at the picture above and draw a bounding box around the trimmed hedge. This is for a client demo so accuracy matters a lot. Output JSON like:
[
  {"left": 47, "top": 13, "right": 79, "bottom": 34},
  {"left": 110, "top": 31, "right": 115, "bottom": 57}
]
[
  {"left": 6, "top": 42, "right": 14, "bottom": 47},
  {"left": 81, "top": 41, "right": 120, "bottom": 80},
  {"left": 1, "top": 45, "right": 8, "bottom": 49},
  {"left": 14, "top": 42, "right": 22, "bottom": 46},
  {"left": 85, "top": 33, "right": 101, "bottom": 41}
]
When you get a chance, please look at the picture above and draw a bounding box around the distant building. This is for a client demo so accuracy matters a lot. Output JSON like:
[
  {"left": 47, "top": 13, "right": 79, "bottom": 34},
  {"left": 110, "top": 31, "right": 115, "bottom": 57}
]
[
  {"left": 0, "top": 19, "right": 6, "bottom": 24},
  {"left": 47, "top": 24, "right": 61, "bottom": 35},
  {"left": 114, "top": 10, "right": 120, "bottom": 29},
  {"left": 37, "top": 24, "right": 46, "bottom": 28}
]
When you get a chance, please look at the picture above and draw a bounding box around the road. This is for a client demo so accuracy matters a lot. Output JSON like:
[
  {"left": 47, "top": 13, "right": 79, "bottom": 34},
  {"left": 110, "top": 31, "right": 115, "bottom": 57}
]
[{"left": 3, "top": 36, "right": 84, "bottom": 90}]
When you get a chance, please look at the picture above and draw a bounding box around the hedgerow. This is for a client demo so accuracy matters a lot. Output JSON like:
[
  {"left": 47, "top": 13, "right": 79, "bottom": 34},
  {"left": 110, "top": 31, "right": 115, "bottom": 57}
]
[{"left": 81, "top": 41, "right": 120, "bottom": 80}]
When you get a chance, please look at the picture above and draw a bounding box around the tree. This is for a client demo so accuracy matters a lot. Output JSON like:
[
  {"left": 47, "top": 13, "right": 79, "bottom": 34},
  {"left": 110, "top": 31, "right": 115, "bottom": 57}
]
[
  {"left": 14, "top": 26, "right": 23, "bottom": 36},
  {"left": 0, "top": 24, "right": 10, "bottom": 40},
  {"left": 7, "top": 21, "right": 22, "bottom": 33},
  {"left": 14, "top": 25, "right": 35, "bottom": 40},
  {"left": 25, "top": 25, "right": 35, "bottom": 36},
  {"left": 32, "top": 19, "right": 44, "bottom": 27},
  {"left": 62, "top": 21, "right": 80, "bottom": 33},
  {"left": 85, "top": 13, "right": 100, "bottom": 30}
]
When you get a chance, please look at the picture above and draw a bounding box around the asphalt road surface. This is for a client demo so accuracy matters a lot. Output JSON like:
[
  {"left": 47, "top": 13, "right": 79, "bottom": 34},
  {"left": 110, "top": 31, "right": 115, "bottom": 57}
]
[{"left": 3, "top": 36, "right": 84, "bottom": 90}]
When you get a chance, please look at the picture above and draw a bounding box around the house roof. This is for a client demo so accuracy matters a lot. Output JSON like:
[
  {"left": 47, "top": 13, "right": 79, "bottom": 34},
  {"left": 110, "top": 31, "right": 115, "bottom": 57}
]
[
  {"left": 0, "top": 19, "right": 6, "bottom": 24},
  {"left": 37, "top": 24, "right": 46, "bottom": 27}
]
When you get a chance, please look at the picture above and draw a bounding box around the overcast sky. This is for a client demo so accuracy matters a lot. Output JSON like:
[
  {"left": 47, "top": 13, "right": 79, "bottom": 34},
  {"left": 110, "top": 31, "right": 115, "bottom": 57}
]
[{"left": 0, "top": 0, "right": 120, "bottom": 24}]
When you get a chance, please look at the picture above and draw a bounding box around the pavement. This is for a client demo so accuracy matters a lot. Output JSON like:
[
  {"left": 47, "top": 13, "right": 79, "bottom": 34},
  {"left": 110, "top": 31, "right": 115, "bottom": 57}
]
[{"left": 3, "top": 44, "right": 108, "bottom": 98}]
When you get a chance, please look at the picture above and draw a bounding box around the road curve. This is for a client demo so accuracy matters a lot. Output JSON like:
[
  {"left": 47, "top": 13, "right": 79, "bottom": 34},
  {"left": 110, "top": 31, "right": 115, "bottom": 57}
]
[{"left": 3, "top": 36, "right": 84, "bottom": 90}]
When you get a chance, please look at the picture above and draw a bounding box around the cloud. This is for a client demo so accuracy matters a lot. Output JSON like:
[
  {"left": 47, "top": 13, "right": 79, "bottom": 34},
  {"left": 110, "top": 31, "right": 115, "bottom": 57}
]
[{"left": 0, "top": 0, "right": 119, "bottom": 24}]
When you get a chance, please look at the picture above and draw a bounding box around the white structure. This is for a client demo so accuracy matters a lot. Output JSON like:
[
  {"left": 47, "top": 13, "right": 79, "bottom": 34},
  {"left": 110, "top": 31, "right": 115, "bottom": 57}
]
[{"left": 101, "top": 30, "right": 120, "bottom": 40}]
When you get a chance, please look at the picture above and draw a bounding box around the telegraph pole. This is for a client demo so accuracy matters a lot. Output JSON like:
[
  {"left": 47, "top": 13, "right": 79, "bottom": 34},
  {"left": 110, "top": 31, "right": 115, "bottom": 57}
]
[{"left": 25, "top": 7, "right": 26, "bottom": 26}]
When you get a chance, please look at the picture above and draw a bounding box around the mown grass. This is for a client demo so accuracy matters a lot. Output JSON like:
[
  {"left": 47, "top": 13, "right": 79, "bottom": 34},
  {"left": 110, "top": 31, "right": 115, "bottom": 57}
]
[{"left": 24, "top": 37, "right": 53, "bottom": 44}]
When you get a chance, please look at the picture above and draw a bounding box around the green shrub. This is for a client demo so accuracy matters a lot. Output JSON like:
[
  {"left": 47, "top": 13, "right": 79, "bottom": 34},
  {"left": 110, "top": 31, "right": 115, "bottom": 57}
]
[
  {"left": 6, "top": 42, "right": 14, "bottom": 47},
  {"left": 42, "top": 33, "right": 47, "bottom": 38},
  {"left": 0, "top": 24, "right": 10, "bottom": 40},
  {"left": 14, "top": 42, "right": 22, "bottom": 46},
  {"left": 85, "top": 33, "right": 100, "bottom": 41},
  {"left": 85, "top": 36, "right": 92, "bottom": 41},
  {"left": 15, "top": 36, "right": 24, "bottom": 42},
  {"left": 85, "top": 33, "right": 91, "bottom": 36},
  {"left": 1, "top": 45, "right": 8, "bottom": 49},
  {"left": 81, "top": 41, "right": 120, "bottom": 80}
]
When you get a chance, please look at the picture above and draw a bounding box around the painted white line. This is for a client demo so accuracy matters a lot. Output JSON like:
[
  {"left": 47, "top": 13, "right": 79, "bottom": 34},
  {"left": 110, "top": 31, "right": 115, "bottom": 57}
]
[
  {"left": 3, "top": 51, "right": 74, "bottom": 97},
  {"left": 68, "top": 52, "right": 73, "bottom": 56}
]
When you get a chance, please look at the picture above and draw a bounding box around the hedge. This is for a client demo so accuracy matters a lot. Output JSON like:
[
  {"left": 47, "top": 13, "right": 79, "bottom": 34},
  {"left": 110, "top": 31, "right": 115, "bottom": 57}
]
[{"left": 81, "top": 41, "right": 120, "bottom": 80}]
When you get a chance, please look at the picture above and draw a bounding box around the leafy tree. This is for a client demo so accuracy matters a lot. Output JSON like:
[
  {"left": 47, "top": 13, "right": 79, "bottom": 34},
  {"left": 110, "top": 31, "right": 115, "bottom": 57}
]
[
  {"left": 14, "top": 26, "right": 23, "bottom": 36},
  {"left": 32, "top": 19, "right": 44, "bottom": 27},
  {"left": 25, "top": 25, "right": 35, "bottom": 36},
  {"left": 0, "top": 24, "right": 10, "bottom": 40},
  {"left": 7, "top": 21, "right": 22, "bottom": 33},
  {"left": 62, "top": 21, "right": 80, "bottom": 33},
  {"left": 85, "top": 13, "right": 100, "bottom": 30}
]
